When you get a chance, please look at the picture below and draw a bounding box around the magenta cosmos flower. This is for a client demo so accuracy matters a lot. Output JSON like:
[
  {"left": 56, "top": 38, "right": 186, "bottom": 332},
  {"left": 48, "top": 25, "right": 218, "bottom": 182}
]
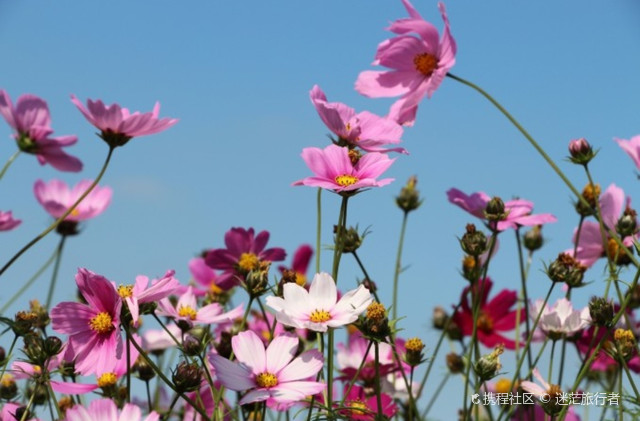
[
  {"left": 51, "top": 268, "right": 122, "bottom": 375},
  {"left": 615, "top": 134, "right": 640, "bottom": 170},
  {"left": 205, "top": 227, "right": 286, "bottom": 288},
  {"left": 115, "top": 270, "right": 180, "bottom": 327},
  {"left": 210, "top": 331, "right": 325, "bottom": 405},
  {"left": 34, "top": 179, "right": 112, "bottom": 222},
  {"left": 355, "top": 1, "right": 456, "bottom": 126},
  {"left": 0, "top": 90, "right": 82, "bottom": 172},
  {"left": 266, "top": 272, "right": 373, "bottom": 332},
  {"left": 63, "top": 399, "right": 159, "bottom": 421},
  {"left": 293, "top": 144, "right": 395, "bottom": 193},
  {"left": 452, "top": 278, "right": 524, "bottom": 349},
  {"left": 0, "top": 210, "right": 20, "bottom": 231},
  {"left": 71, "top": 95, "right": 177, "bottom": 148},
  {"left": 338, "top": 384, "right": 397, "bottom": 421},
  {"left": 310, "top": 85, "right": 406, "bottom": 154},
  {"left": 447, "top": 188, "right": 557, "bottom": 231}
]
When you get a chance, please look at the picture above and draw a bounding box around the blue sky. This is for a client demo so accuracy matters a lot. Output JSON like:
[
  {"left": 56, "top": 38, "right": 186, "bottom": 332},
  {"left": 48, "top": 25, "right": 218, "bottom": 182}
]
[{"left": 1, "top": 1, "right": 639, "bottom": 419}]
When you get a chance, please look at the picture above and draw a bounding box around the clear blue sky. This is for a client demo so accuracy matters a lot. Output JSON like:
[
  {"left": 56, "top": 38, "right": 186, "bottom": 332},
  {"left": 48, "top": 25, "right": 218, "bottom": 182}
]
[{"left": 1, "top": 1, "right": 639, "bottom": 419}]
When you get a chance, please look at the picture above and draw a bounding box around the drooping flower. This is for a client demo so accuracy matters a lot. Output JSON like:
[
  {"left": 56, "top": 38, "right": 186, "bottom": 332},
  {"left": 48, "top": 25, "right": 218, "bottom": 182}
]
[
  {"left": 447, "top": 188, "right": 557, "bottom": 231},
  {"left": 156, "top": 286, "right": 243, "bottom": 327},
  {"left": 310, "top": 85, "right": 406, "bottom": 154},
  {"left": 266, "top": 272, "right": 373, "bottom": 332},
  {"left": 615, "top": 135, "right": 640, "bottom": 171},
  {"left": 293, "top": 144, "right": 395, "bottom": 193},
  {"left": 355, "top": 1, "right": 456, "bottom": 126},
  {"left": 115, "top": 270, "right": 180, "bottom": 327},
  {"left": 451, "top": 278, "right": 524, "bottom": 349},
  {"left": 0, "top": 90, "right": 82, "bottom": 172},
  {"left": 62, "top": 399, "right": 159, "bottom": 421},
  {"left": 34, "top": 179, "right": 112, "bottom": 223},
  {"left": 529, "top": 298, "right": 590, "bottom": 340},
  {"left": 0, "top": 211, "right": 20, "bottom": 231},
  {"left": 70, "top": 95, "right": 178, "bottom": 148},
  {"left": 50, "top": 268, "right": 122, "bottom": 375},
  {"left": 205, "top": 227, "right": 286, "bottom": 289},
  {"left": 337, "top": 384, "right": 397, "bottom": 420},
  {"left": 278, "top": 244, "right": 313, "bottom": 288},
  {"left": 210, "top": 331, "right": 325, "bottom": 405}
]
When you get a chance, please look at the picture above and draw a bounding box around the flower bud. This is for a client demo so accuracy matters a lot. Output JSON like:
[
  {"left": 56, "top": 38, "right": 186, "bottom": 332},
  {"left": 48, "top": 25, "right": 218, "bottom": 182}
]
[
  {"left": 13, "top": 407, "right": 31, "bottom": 421},
  {"left": 396, "top": 176, "right": 423, "bottom": 213},
  {"left": 134, "top": 356, "right": 156, "bottom": 382},
  {"left": 460, "top": 224, "right": 487, "bottom": 257},
  {"left": 484, "top": 197, "right": 507, "bottom": 222},
  {"left": 612, "top": 329, "right": 636, "bottom": 360},
  {"left": 617, "top": 211, "right": 638, "bottom": 238},
  {"left": 245, "top": 261, "right": 271, "bottom": 298},
  {"left": 462, "top": 255, "right": 481, "bottom": 282},
  {"left": 589, "top": 296, "right": 614, "bottom": 327},
  {"left": 0, "top": 346, "right": 5, "bottom": 363},
  {"left": 0, "top": 374, "right": 17, "bottom": 400},
  {"left": 360, "top": 302, "right": 390, "bottom": 341},
  {"left": 404, "top": 337, "right": 425, "bottom": 367},
  {"left": 43, "top": 336, "right": 63, "bottom": 357},
  {"left": 432, "top": 306, "right": 448, "bottom": 330},
  {"left": 523, "top": 225, "right": 544, "bottom": 252},
  {"left": 12, "top": 311, "right": 38, "bottom": 336},
  {"left": 58, "top": 396, "right": 74, "bottom": 413},
  {"left": 172, "top": 361, "right": 203, "bottom": 393},
  {"left": 474, "top": 344, "right": 504, "bottom": 381},
  {"left": 182, "top": 334, "right": 202, "bottom": 356},
  {"left": 361, "top": 278, "right": 377, "bottom": 294},
  {"left": 446, "top": 352, "right": 464, "bottom": 374},
  {"left": 547, "top": 253, "right": 586, "bottom": 287},
  {"left": 26, "top": 384, "right": 49, "bottom": 405},
  {"left": 568, "top": 138, "right": 596, "bottom": 165},
  {"left": 575, "top": 183, "right": 600, "bottom": 216},
  {"left": 335, "top": 226, "right": 364, "bottom": 254},
  {"left": 628, "top": 284, "right": 640, "bottom": 309},
  {"left": 56, "top": 220, "right": 79, "bottom": 236},
  {"left": 215, "top": 331, "right": 233, "bottom": 359}
]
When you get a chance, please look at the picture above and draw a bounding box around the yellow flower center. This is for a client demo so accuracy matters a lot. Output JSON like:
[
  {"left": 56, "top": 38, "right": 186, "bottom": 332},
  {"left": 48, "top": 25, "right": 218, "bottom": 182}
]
[
  {"left": 346, "top": 399, "right": 368, "bottom": 415},
  {"left": 178, "top": 305, "right": 198, "bottom": 320},
  {"left": 70, "top": 208, "right": 80, "bottom": 217},
  {"left": 405, "top": 337, "right": 425, "bottom": 352},
  {"left": 366, "top": 302, "right": 386, "bottom": 322},
  {"left": 209, "top": 281, "right": 223, "bottom": 295},
  {"left": 295, "top": 273, "right": 307, "bottom": 287},
  {"left": 89, "top": 312, "right": 114, "bottom": 334},
  {"left": 335, "top": 175, "right": 358, "bottom": 187},
  {"left": 238, "top": 252, "right": 260, "bottom": 272},
  {"left": 1, "top": 374, "right": 14, "bottom": 387},
  {"left": 582, "top": 183, "right": 601, "bottom": 207},
  {"left": 495, "top": 378, "right": 513, "bottom": 394},
  {"left": 261, "top": 330, "right": 272, "bottom": 342},
  {"left": 117, "top": 284, "right": 134, "bottom": 298},
  {"left": 413, "top": 52, "right": 438, "bottom": 76},
  {"left": 309, "top": 309, "right": 331, "bottom": 323},
  {"left": 255, "top": 372, "right": 278, "bottom": 388},
  {"left": 476, "top": 312, "right": 494, "bottom": 333},
  {"left": 97, "top": 372, "right": 118, "bottom": 388}
]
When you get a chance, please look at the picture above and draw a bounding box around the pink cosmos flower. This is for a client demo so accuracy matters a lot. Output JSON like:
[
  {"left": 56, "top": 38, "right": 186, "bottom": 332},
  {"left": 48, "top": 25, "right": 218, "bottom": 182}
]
[
  {"left": 337, "top": 332, "right": 396, "bottom": 382},
  {"left": 51, "top": 268, "right": 122, "bottom": 375},
  {"left": 0, "top": 90, "right": 82, "bottom": 172},
  {"left": 452, "top": 278, "right": 524, "bottom": 350},
  {"left": 157, "top": 286, "right": 244, "bottom": 327},
  {"left": 143, "top": 323, "right": 183, "bottom": 352},
  {"left": 529, "top": 298, "right": 590, "bottom": 340},
  {"left": 615, "top": 135, "right": 640, "bottom": 170},
  {"left": 0, "top": 211, "right": 20, "bottom": 231},
  {"left": 355, "top": 1, "right": 456, "bottom": 126},
  {"left": 1, "top": 402, "right": 43, "bottom": 421},
  {"left": 205, "top": 227, "right": 286, "bottom": 289},
  {"left": 114, "top": 270, "right": 179, "bottom": 327},
  {"left": 338, "top": 384, "right": 397, "bottom": 420},
  {"left": 210, "top": 331, "right": 325, "bottom": 405},
  {"left": 293, "top": 144, "right": 395, "bottom": 193},
  {"left": 183, "top": 384, "right": 231, "bottom": 421},
  {"left": 247, "top": 310, "right": 288, "bottom": 346},
  {"left": 180, "top": 257, "right": 226, "bottom": 296},
  {"left": 576, "top": 323, "right": 640, "bottom": 373},
  {"left": 266, "top": 272, "right": 373, "bottom": 332},
  {"left": 71, "top": 95, "right": 178, "bottom": 147},
  {"left": 62, "top": 399, "right": 159, "bottom": 421},
  {"left": 310, "top": 85, "right": 406, "bottom": 154},
  {"left": 278, "top": 244, "right": 314, "bottom": 288},
  {"left": 34, "top": 179, "right": 112, "bottom": 222},
  {"left": 447, "top": 188, "right": 557, "bottom": 231}
]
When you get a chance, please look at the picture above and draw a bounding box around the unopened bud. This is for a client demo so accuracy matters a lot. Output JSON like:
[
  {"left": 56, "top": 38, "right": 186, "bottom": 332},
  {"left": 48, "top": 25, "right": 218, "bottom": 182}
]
[
  {"left": 617, "top": 208, "right": 638, "bottom": 238},
  {"left": 484, "top": 197, "right": 507, "bottom": 222},
  {"left": 432, "top": 306, "right": 448, "bottom": 330},
  {"left": 183, "top": 334, "right": 202, "bottom": 356},
  {"left": 396, "top": 176, "right": 422, "bottom": 213},
  {"left": 523, "top": 225, "right": 544, "bottom": 252},
  {"left": 172, "top": 361, "right": 202, "bottom": 393},
  {"left": 135, "top": 356, "right": 156, "bottom": 382},
  {"left": 446, "top": 352, "right": 464, "bottom": 374},
  {"left": 44, "top": 336, "right": 63, "bottom": 357},
  {"left": 547, "top": 253, "right": 586, "bottom": 287},
  {"left": 335, "top": 226, "right": 363, "bottom": 254},
  {"left": 404, "top": 337, "right": 425, "bottom": 367},
  {"left": 475, "top": 344, "right": 504, "bottom": 381},
  {"left": 575, "top": 183, "right": 600, "bottom": 216},
  {"left": 568, "top": 138, "right": 596, "bottom": 165},
  {"left": 589, "top": 296, "right": 614, "bottom": 327},
  {"left": 460, "top": 224, "right": 487, "bottom": 257},
  {"left": 0, "top": 374, "right": 17, "bottom": 399}
]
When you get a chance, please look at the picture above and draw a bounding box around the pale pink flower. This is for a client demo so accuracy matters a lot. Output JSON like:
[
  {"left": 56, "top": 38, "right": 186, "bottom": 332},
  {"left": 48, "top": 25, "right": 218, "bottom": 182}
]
[
  {"left": 615, "top": 135, "right": 640, "bottom": 170},
  {"left": 51, "top": 268, "right": 122, "bottom": 375},
  {"left": 266, "top": 272, "right": 373, "bottom": 332},
  {"left": 0, "top": 211, "right": 20, "bottom": 231},
  {"left": 157, "top": 286, "right": 244, "bottom": 327},
  {"left": 0, "top": 90, "right": 82, "bottom": 172},
  {"left": 337, "top": 332, "right": 395, "bottom": 382},
  {"left": 355, "top": 1, "right": 456, "bottom": 126},
  {"left": 529, "top": 298, "right": 590, "bottom": 339},
  {"left": 143, "top": 323, "right": 182, "bottom": 352},
  {"left": 310, "top": 85, "right": 406, "bottom": 154},
  {"left": 115, "top": 270, "right": 180, "bottom": 327},
  {"left": 447, "top": 188, "right": 557, "bottom": 231},
  {"left": 181, "top": 257, "right": 225, "bottom": 296},
  {"left": 2, "top": 402, "right": 43, "bottom": 421},
  {"left": 62, "top": 399, "right": 159, "bottom": 421},
  {"left": 34, "top": 179, "right": 112, "bottom": 222},
  {"left": 210, "top": 331, "right": 325, "bottom": 405},
  {"left": 293, "top": 144, "right": 395, "bottom": 193},
  {"left": 71, "top": 95, "right": 177, "bottom": 147}
]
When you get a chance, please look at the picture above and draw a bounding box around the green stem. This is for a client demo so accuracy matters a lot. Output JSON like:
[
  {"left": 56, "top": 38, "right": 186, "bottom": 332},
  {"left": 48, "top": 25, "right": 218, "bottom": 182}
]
[
  {"left": 514, "top": 228, "right": 533, "bottom": 377},
  {"left": 0, "top": 146, "right": 115, "bottom": 278},
  {"left": 145, "top": 380, "right": 152, "bottom": 413},
  {"left": 19, "top": 386, "right": 36, "bottom": 421},
  {"left": 392, "top": 212, "right": 409, "bottom": 321},
  {"left": 547, "top": 339, "right": 556, "bottom": 383},
  {"left": 422, "top": 373, "right": 449, "bottom": 419},
  {"left": 126, "top": 333, "right": 131, "bottom": 403},
  {"left": 0, "top": 335, "right": 18, "bottom": 381},
  {"left": 316, "top": 188, "right": 322, "bottom": 274},
  {"left": 0, "top": 150, "right": 20, "bottom": 181},
  {"left": 45, "top": 235, "right": 67, "bottom": 311},
  {"left": 0, "top": 246, "right": 57, "bottom": 315},
  {"left": 352, "top": 250, "right": 380, "bottom": 302},
  {"left": 373, "top": 342, "right": 384, "bottom": 421},
  {"left": 340, "top": 340, "right": 373, "bottom": 405}
]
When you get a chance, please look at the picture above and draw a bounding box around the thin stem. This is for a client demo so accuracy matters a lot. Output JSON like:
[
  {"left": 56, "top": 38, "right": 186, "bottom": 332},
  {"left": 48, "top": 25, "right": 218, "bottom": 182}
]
[
  {"left": 352, "top": 250, "right": 380, "bottom": 302},
  {"left": 392, "top": 212, "right": 409, "bottom": 321},
  {"left": 126, "top": 333, "right": 131, "bottom": 403},
  {"left": 0, "top": 150, "right": 20, "bottom": 181},
  {"left": 548, "top": 339, "right": 556, "bottom": 383},
  {"left": 45, "top": 235, "right": 67, "bottom": 311},
  {"left": 19, "top": 387, "right": 36, "bottom": 421},
  {"left": 145, "top": 380, "right": 153, "bottom": 413},
  {"left": 374, "top": 342, "right": 384, "bottom": 421},
  {"left": 0, "top": 146, "right": 115, "bottom": 278},
  {"left": 0, "top": 335, "right": 18, "bottom": 381},
  {"left": 422, "top": 373, "right": 450, "bottom": 419},
  {"left": 316, "top": 188, "right": 322, "bottom": 274},
  {"left": 0, "top": 247, "right": 57, "bottom": 314},
  {"left": 515, "top": 228, "right": 533, "bottom": 377},
  {"left": 340, "top": 340, "right": 373, "bottom": 405}
]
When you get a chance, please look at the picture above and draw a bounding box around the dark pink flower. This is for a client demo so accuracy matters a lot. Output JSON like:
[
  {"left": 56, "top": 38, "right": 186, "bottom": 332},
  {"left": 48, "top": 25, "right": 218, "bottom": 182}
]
[
  {"left": 115, "top": 270, "right": 180, "bottom": 327},
  {"left": 336, "top": 332, "right": 396, "bottom": 382},
  {"left": 0, "top": 211, "right": 20, "bottom": 231},
  {"left": 205, "top": 227, "right": 286, "bottom": 288},
  {"left": 50, "top": 268, "right": 122, "bottom": 375},
  {"left": 181, "top": 257, "right": 227, "bottom": 296},
  {"left": 338, "top": 384, "right": 397, "bottom": 420},
  {"left": 310, "top": 85, "right": 406, "bottom": 154},
  {"left": 355, "top": 1, "right": 456, "bottom": 126},
  {"left": 452, "top": 278, "right": 525, "bottom": 350},
  {"left": 447, "top": 188, "right": 557, "bottom": 231},
  {"left": 34, "top": 179, "right": 112, "bottom": 222},
  {"left": 0, "top": 90, "right": 82, "bottom": 172},
  {"left": 293, "top": 144, "right": 395, "bottom": 193},
  {"left": 71, "top": 95, "right": 177, "bottom": 147}
]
